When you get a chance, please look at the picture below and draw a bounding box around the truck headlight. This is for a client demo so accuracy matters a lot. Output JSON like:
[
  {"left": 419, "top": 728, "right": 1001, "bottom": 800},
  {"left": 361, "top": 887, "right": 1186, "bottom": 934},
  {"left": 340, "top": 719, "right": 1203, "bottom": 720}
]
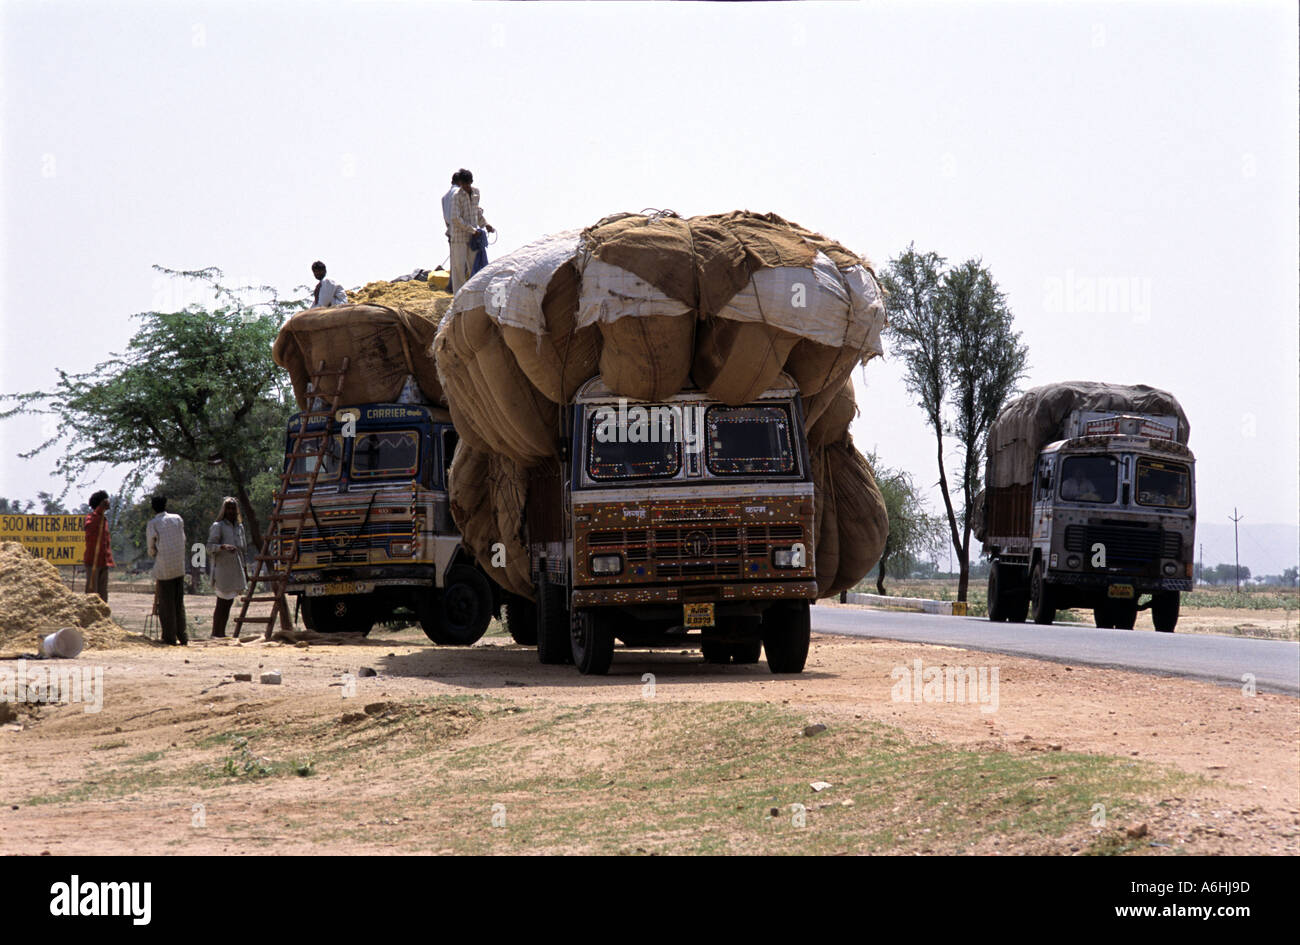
[
  {"left": 1162, "top": 561, "right": 1177, "bottom": 576},
  {"left": 590, "top": 554, "right": 623, "bottom": 575},
  {"left": 1066, "top": 555, "right": 1081, "bottom": 569},
  {"left": 772, "top": 547, "right": 802, "bottom": 569}
]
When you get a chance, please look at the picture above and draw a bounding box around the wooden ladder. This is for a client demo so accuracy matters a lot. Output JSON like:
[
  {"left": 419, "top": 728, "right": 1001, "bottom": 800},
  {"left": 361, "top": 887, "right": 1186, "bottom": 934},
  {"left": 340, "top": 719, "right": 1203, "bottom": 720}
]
[{"left": 233, "top": 358, "right": 350, "bottom": 639}]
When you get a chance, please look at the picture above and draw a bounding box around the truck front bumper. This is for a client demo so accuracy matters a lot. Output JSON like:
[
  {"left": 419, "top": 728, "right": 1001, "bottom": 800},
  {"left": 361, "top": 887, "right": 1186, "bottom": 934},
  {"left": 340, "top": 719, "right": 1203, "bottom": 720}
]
[
  {"left": 573, "top": 580, "right": 817, "bottom": 608},
  {"left": 1049, "top": 572, "right": 1192, "bottom": 593}
]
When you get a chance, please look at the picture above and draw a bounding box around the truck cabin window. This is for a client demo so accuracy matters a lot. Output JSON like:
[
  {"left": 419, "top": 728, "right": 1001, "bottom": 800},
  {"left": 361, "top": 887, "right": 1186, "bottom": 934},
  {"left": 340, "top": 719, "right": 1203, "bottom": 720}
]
[
  {"left": 1058, "top": 456, "right": 1117, "bottom": 503},
  {"left": 1136, "top": 458, "right": 1191, "bottom": 508},
  {"left": 586, "top": 410, "right": 681, "bottom": 481},
  {"left": 705, "top": 406, "right": 796, "bottom": 476},
  {"left": 289, "top": 434, "right": 342, "bottom": 482},
  {"left": 351, "top": 431, "right": 420, "bottom": 479}
]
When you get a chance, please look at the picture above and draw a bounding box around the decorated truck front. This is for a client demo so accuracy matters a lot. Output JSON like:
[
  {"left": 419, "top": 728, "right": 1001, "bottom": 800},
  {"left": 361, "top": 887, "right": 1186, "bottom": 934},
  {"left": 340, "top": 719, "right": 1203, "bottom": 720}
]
[
  {"left": 528, "top": 375, "right": 818, "bottom": 675},
  {"left": 278, "top": 403, "right": 496, "bottom": 642}
]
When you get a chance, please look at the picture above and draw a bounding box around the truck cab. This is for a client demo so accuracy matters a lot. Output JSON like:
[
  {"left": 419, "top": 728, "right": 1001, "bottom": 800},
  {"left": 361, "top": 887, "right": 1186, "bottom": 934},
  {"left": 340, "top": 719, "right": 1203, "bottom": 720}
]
[
  {"left": 525, "top": 374, "right": 818, "bottom": 674},
  {"left": 989, "top": 412, "right": 1195, "bottom": 631},
  {"left": 277, "top": 402, "right": 497, "bottom": 642}
]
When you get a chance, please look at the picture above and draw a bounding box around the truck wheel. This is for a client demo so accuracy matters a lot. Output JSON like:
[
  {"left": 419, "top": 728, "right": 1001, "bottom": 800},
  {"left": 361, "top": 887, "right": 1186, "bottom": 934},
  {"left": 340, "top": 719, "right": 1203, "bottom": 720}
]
[
  {"left": 503, "top": 593, "right": 538, "bottom": 646},
  {"left": 571, "top": 609, "right": 615, "bottom": 675},
  {"left": 700, "top": 640, "right": 732, "bottom": 664},
  {"left": 730, "top": 639, "right": 762, "bottom": 664},
  {"left": 1092, "top": 604, "right": 1116, "bottom": 629},
  {"left": 763, "top": 600, "right": 811, "bottom": 674},
  {"left": 436, "top": 565, "right": 492, "bottom": 645},
  {"left": 1029, "top": 562, "right": 1056, "bottom": 626},
  {"left": 536, "top": 576, "right": 572, "bottom": 665},
  {"left": 1111, "top": 601, "right": 1138, "bottom": 630},
  {"left": 988, "top": 563, "right": 1008, "bottom": 622},
  {"left": 303, "top": 595, "right": 374, "bottom": 635},
  {"left": 1151, "top": 592, "right": 1180, "bottom": 633}
]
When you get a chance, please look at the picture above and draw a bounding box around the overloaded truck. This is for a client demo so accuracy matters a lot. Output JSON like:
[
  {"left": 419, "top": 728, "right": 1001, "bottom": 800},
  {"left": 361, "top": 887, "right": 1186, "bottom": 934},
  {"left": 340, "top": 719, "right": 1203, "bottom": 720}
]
[
  {"left": 435, "top": 211, "right": 891, "bottom": 674},
  {"left": 518, "top": 374, "right": 819, "bottom": 675},
  {"left": 976, "top": 382, "right": 1195, "bottom": 631},
  {"left": 268, "top": 300, "right": 506, "bottom": 643}
]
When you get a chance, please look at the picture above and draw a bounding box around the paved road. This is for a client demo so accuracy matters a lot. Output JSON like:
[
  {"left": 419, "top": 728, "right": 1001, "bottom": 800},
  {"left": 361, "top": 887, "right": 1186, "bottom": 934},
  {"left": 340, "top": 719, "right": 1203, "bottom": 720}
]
[{"left": 812, "top": 605, "right": 1300, "bottom": 696}]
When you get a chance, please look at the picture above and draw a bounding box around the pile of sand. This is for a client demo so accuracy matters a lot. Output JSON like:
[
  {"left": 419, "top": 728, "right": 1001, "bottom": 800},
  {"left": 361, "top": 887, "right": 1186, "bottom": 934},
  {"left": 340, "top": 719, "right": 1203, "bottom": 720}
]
[{"left": 0, "top": 542, "right": 140, "bottom": 651}]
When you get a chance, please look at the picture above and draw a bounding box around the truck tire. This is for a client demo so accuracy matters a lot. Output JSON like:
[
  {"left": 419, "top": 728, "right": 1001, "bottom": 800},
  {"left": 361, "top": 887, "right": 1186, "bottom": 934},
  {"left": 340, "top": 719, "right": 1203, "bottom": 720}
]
[
  {"left": 1151, "top": 591, "right": 1179, "bottom": 633},
  {"left": 1029, "top": 562, "right": 1056, "bottom": 626},
  {"left": 503, "top": 593, "right": 538, "bottom": 646},
  {"left": 700, "top": 640, "right": 732, "bottom": 664},
  {"left": 435, "top": 565, "right": 492, "bottom": 645},
  {"left": 988, "top": 563, "right": 1010, "bottom": 622},
  {"left": 763, "top": 600, "right": 811, "bottom": 674},
  {"left": 1092, "top": 603, "right": 1116, "bottom": 629},
  {"left": 730, "top": 639, "right": 762, "bottom": 664},
  {"left": 536, "top": 575, "right": 572, "bottom": 665},
  {"left": 303, "top": 595, "right": 375, "bottom": 635},
  {"left": 571, "top": 608, "right": 616, "bottom": 675}
]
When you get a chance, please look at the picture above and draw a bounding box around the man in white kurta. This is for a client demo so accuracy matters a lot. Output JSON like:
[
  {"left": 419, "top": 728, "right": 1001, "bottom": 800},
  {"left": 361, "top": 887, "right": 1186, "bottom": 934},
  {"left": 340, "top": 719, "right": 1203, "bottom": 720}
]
[{"left": 448, "top": 169, "right": 494, "bottom": 293}]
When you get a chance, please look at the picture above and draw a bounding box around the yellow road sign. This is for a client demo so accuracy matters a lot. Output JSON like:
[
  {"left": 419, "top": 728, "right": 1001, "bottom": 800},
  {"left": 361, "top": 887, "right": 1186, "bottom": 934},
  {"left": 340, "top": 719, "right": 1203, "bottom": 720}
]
[{"left": 0, "top": 513, "right": 86, "bottom": 564}]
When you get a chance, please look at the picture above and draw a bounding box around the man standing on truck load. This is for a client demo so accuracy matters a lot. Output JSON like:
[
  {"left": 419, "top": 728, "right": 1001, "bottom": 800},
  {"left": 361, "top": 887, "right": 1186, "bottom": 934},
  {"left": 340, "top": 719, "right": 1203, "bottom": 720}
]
[
  {"left": 83, "top": 490, "right": 114, "bottom": 603},
  {"left": 308, "top": 260, "right": 348, "bottom": 309},
  {"left": 441, "top": 170, "right": 462, "bottom": 242},
  {"left": 146, "top": 495, "right": 189, "bottom": 646},
  {"left": 448, "top": 168, "right": 493, "bottom": 293}
]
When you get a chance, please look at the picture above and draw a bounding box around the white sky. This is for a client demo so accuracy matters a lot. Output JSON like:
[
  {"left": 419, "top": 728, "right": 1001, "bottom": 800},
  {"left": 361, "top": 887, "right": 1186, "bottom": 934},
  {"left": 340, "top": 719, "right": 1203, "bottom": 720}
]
[{"left": 2, "top": 1, "right": 1297, "bottom": 545}]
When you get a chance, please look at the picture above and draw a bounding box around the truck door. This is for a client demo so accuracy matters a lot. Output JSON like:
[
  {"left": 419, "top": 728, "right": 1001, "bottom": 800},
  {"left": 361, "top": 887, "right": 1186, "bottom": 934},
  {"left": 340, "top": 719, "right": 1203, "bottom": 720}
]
[{"left": 1033, "top": 456, "right": 1054, "bottom": 544}]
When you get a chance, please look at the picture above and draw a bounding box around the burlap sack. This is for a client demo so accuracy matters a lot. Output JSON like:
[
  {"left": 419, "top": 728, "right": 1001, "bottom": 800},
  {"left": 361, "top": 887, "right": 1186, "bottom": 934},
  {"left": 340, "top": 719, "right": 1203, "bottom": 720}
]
[
  {"left": 596, "top": 313, "right": 696, "bottom": 402},
  {"left": 435, "top": 306, "right": 558, "bottom": 464},
  {"left": 273, "top": 303, "right": 447, "bottom": 409},
  {"left": 447, "top": 445, "right": 532, "bottom": 600},
  {"left": 693, "top": 319, "right": 802, "bottom": 406},
  {"left": 498, "top": 260, "right": 600, "bottom": 404},
  {"left": 807, "top": 376, "right": 857, "bottom": 446},
  {"left": 810, "top": 445, "right": 840, "bottom": 598},
  {"left": 827, "top": 437, "right": 889, "bottom": 595}
]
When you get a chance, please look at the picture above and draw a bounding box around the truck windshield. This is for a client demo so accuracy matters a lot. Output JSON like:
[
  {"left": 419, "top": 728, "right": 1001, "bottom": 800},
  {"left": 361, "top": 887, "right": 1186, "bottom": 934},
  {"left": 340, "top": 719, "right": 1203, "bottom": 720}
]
[
  {"left": 289, "top": 434, "right": 342, "bottom": 482},
  {"left": 351, "top": 430, "right": 420, "bottom": 479},
  {"left": 1058, "top": 455, "right": 1117, "bottom": 503},
  {"left": 1136, "top": 458, "right": 1191, "bottom": 508},
  {"left": 705, "top": 405, "right": 796, "bottom": 476},
  {"left": 586, "top": 410, "right": 681, "bottom": 481}
]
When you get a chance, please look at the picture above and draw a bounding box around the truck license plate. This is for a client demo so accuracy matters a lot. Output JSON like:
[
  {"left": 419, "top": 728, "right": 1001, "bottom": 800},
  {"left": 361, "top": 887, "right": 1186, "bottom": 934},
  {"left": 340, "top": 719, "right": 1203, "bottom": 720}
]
[
  {"left": 307, "top": 582, "right": 372, "bottom": 597},
  {"left": 1107, "top": 584, "right": 1134, "bottom": 599},
  {"left": 684, "top": 603, "right": 715, "bottom": 628}
]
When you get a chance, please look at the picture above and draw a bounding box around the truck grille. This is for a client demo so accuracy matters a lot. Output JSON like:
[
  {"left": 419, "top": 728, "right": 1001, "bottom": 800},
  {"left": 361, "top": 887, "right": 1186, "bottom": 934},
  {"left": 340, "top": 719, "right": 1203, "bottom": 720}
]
[
  {"left": 1064, "top": 523, "right": 1182, "bottom": 563},
  {"left": 587, "top": 523, "right": 803, "bottom": 579}
]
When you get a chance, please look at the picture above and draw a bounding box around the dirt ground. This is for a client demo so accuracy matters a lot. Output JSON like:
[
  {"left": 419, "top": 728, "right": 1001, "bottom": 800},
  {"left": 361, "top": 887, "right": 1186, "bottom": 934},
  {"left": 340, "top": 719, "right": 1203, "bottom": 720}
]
[{"left": 1, "top": 595, "right": 1296, "bottom": 855}]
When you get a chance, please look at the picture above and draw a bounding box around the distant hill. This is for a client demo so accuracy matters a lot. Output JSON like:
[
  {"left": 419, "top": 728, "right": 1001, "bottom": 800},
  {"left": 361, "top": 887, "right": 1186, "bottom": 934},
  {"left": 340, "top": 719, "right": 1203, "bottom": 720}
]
[{"left": 1194, "top": 523, "right": 1298, "bottom": 578}]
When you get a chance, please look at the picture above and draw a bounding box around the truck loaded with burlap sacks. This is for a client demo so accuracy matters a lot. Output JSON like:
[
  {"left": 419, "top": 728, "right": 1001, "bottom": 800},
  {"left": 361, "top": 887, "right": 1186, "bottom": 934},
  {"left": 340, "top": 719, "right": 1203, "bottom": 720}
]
[
  {"left": 974, "top": 381, "right": 1195, "bottom": 632},
  {"left": 433, "top": 210, "right": 891, "bottom": 674},
  {"left": 270, "top": 292, "right": 507, "bottom": 643}
]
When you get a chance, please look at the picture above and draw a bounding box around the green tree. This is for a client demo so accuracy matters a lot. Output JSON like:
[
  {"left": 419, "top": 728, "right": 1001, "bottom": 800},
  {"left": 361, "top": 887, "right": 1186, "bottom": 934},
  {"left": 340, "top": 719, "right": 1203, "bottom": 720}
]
[
  {"left": 1, "top": 267, "right": 298, "bottom": 552},
  {"left": 881, "top": 245, "right": 1029, "bottom": 602},
  {"left": 866, "top": 451, "right": 945, "bottom": 595}
]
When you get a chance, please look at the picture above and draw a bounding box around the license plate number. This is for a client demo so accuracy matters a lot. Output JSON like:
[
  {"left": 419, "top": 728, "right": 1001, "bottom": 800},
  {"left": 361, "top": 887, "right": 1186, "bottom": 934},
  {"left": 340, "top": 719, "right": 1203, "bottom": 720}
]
[
  {"left": 307, "top": 582, "right": 372, "bottom": 597},
  {"left": 1107, "top": 584, "right": 1134, "bottom": 599},
  {"left": 684, "top": 602, "right": 715, "bottom": 628}
]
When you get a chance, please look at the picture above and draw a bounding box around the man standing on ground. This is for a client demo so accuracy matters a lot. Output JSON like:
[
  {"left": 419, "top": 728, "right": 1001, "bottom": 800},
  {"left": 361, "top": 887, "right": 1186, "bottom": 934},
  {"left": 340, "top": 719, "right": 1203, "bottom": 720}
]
[
  {"left": 308, "top": 260, "right": 348, "bottom": 309},
  {"left": 146, "top": 495, "right": 189, "bottom": 646},
  {"left": 83, "top": 490, "right": 114, "bottom": 603},
  {"left": 448, "top": 169, "right": 494, "bottom": 293}
]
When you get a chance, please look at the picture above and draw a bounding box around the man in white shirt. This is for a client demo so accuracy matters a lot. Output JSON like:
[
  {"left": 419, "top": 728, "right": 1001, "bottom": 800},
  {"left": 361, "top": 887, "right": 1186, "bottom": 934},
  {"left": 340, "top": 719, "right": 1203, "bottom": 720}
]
[
  {"left": 448, "top": 168, "right": 494, "bottom": 293},
  {"left": 441, "top": 171, "right": 461, "bottom": 242},
  {"left": 146, "top": 495, "right": 189, "bottom": 645},
  {"left": 308, "top": 260, "right": 348, "bottom": 309}
]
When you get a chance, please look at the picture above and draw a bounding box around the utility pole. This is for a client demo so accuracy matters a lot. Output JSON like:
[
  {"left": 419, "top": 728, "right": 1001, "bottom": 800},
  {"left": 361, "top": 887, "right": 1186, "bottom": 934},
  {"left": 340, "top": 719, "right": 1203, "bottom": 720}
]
[
  {"left": 1229, "top": 508, "right": 1244, "bottom": 592},
  {"left": 1198, "top": 542, "right": 1203, "bottom": 585}
]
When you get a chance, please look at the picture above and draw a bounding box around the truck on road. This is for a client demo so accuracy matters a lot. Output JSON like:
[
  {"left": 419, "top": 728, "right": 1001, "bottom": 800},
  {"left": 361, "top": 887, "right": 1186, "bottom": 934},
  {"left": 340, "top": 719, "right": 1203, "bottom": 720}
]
[
  {"left": 520, "top": 374, "right": 819, "bottom": 675},
  {"left": 977, "top": 383, "right": 1195, "bottom": 632}
]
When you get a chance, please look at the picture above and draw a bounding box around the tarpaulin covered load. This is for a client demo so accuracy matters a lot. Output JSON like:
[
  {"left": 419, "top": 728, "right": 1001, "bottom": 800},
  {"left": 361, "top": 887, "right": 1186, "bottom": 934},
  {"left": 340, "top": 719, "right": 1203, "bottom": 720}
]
[
  {"left": 273, "top": 301, "right": 451, "bottom": 410},
  {"left": 985, "top": 381, "right": 1191, "bottom": 490},
  {"left": 434, "top": 209, "right": 892, "bottom": 599}
]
